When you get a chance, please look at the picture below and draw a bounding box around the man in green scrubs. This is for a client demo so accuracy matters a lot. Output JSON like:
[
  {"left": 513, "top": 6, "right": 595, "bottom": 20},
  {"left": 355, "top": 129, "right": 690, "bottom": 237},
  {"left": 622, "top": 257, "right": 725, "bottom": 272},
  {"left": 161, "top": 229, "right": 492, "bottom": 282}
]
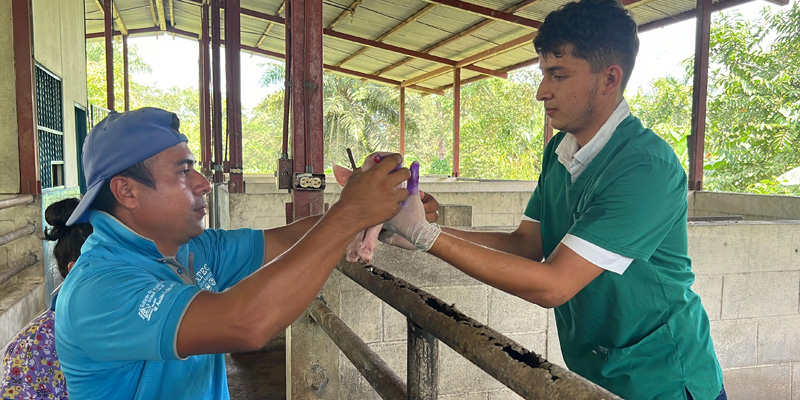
[{"left": 382, "top": 0, "right": 725, "bottom": 398}]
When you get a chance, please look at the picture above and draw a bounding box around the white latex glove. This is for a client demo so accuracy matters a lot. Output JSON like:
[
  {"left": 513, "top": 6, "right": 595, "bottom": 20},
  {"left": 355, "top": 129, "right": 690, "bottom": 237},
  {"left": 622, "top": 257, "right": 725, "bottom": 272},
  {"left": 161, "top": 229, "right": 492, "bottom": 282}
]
[{"left": 382, "top": 161, "right": 441, "bottom": 251}]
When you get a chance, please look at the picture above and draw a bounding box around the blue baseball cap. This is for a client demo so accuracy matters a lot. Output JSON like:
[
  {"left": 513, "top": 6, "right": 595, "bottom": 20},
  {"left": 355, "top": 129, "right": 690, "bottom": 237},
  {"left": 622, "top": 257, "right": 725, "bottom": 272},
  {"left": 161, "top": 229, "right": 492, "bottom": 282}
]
[{"left": 67, "top": 107, "right": 188, "bottom": 226}]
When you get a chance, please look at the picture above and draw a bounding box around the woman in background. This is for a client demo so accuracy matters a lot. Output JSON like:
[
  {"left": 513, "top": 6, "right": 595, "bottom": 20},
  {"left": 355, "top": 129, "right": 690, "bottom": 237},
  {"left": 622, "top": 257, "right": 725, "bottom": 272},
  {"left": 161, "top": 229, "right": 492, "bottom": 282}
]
[{"left": 2, "top": 198, "right": 92, "bottom": 399}]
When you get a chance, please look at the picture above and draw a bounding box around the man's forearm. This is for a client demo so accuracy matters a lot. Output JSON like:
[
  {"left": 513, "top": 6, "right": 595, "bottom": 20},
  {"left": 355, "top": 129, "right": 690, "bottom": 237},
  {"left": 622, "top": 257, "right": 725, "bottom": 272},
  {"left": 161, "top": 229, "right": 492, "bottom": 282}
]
[
  {"left": 178, "top": 205, "right": 357, "bottom": 356},
  {"left": 440, "top": 226, "right": 540, "bottom": 260},
  {"left": 428, "top": 232, "right": 561, "bottom": 307},
  {"left": 262, "top": 214, "right": 325, "bottom": 263}
]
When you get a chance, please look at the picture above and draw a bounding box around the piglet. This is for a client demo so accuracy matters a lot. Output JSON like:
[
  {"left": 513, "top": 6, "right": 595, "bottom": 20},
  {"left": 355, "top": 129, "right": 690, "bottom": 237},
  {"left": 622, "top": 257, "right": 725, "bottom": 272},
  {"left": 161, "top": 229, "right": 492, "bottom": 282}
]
[{"left": 333, "top": 152, "right": 404, "bottom": 263}]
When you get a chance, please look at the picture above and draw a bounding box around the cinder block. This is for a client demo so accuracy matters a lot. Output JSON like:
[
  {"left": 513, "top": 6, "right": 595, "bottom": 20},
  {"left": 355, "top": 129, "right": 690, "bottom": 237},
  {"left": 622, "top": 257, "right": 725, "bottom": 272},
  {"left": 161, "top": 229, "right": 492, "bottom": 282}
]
[
  {"left": 793, "top": 363, "right": 800, "bottom": 400},
  {"left": 440, "top": 392, "right": 488, "bottom": 400},
  {"left": 338, "top": 353, "right": 382, "bottom": 400},
  {"left": 721, "top": 272, "right": 799, "bottom": 319},
  {"left": 487, "top": 388, "right": 525, "bottom": 400},
  {"left": 472, "top": 213, "right": 496, "bottom": 227},
  {"left": 546, "top": 309, "right": 566, "bottom": 368},
  {"left": 382, "top": 305, "right": 406, "bottom": 342},
  {"left": 488, "top": 288, "right": 547, "bottom": 333},
  {"left": 692, "top": 274, "right": 723, "bottom": 320},
  {"left": 689, "top": 223, "right": 800, "bottom": 275},
  {"left": 439, "top": 204, "right": 472, "bottom": 227},
  {"left": 340, "top": 288, "right": 383, "bottom": 344},
  {"left": 372, "top": 244, "right": 483, "bottom": 287},
  {"left": 440, "top": 392, "right": 489, "bottom": 400},
  {"left": 369, "top": 341, "right": 406, "bottom": 383},
  {"left": 426, "top": 285, "right": 488, "bottom": 324},
  {"left": 438, "top": 343, "right": 505, "bottom": 395},
  {"left": 722, "top": 364, "right": 791, "bottom": 400},
  {"left": 709, "top": 319, "right": 757, "bottom": 368},
  {"left": 758, "top": 316, "right": 800, "bottom": 364}
]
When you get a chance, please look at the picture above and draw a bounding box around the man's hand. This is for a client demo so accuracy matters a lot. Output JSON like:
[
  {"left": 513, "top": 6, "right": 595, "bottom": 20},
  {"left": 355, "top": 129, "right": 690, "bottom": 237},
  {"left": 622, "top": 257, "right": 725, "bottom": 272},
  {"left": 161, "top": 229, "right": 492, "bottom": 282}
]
[
  {"left": 382, "top": 162, "right": 442, "bottom": 251},
  {"left": 333, "top": 154, "right": 410, "bottom": 235},
  {"left": 420, "top": 190, "right": 439, "bottom": 223}
]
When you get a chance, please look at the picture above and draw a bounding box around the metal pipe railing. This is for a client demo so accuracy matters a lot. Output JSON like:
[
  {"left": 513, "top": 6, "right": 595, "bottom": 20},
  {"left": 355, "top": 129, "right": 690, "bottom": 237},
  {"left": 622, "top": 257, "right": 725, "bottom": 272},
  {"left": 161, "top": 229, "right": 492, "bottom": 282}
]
[
  {"left": 0, "top": 223, "right": 36, "bottom": 248},
  {"left": 0, "top": 195, "right": 34, "bottom": 211},
  {"left": 308, "top": 299, "right": 407, "bottom": 400},
  {"left": 0, "top": 253, "right": 38, "bottom": 287},
  {"left": 336, "top": 261, "right": 622, "bottom": 400}
]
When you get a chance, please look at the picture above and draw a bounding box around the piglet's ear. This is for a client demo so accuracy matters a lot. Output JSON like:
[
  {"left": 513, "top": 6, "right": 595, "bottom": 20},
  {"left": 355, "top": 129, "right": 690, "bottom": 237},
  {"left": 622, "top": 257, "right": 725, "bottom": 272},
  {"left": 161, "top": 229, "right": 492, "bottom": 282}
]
[{"left": 332, "top": 164, "right": 353, "bottom": 187}]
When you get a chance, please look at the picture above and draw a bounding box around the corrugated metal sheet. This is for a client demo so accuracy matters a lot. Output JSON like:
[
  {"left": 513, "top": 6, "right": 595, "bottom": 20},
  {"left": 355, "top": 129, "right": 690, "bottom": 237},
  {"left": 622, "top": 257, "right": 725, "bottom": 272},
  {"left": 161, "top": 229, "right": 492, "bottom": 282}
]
[{"left": 84, "top": 0, "right": 754, "bottom": 92}]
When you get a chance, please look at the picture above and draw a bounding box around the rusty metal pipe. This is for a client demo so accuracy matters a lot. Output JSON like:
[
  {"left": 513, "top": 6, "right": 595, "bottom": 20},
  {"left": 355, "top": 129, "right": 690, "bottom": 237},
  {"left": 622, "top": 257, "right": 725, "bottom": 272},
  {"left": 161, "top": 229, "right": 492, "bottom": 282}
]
[
  {"left": 407, "top": 320, "right": 438, "bottom": 400},
  {"left": 0, "top": 223, "right": 36, "bottom": 248},
  {"left": 308, "top": 299, "right": 407, "bottom": 400},
  {"left": 0, "top": 195, "right": 34, "bottom": 211},
  {"left": 0, "top": 253, "right": 38, "bottom": 287},
  {"left": 337, "top": 262, "right": 621, "bottom": 400}
]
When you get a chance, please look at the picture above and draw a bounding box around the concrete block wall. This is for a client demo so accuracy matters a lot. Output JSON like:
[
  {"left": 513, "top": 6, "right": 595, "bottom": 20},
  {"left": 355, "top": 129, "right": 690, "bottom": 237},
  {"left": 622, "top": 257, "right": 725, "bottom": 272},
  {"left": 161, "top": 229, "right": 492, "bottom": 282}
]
[
  {"left": 0, "top": 195, "right": 45, "bottom": 354},
  {"left": 689, "top": 219, "right": 800, "bottom": 400},
  {"left": 690, "top": 190, "right": 800, "bottom": 220},
  {"left": 233, "top": 175, "right": 535, "bottom": 230},
  {"left": 229, "top": 181, "right": 800, "bottom": 399}
]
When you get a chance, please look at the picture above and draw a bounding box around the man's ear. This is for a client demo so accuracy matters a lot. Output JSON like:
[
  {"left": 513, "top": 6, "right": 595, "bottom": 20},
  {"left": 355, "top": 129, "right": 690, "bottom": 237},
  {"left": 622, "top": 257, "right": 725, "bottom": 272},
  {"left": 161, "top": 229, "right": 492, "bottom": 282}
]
[
  {"left": 109, "top": 176, "right": 139, "bottom": 211},
  {"left": 601, "top": 64, "right": 624, "bottom": 96}
]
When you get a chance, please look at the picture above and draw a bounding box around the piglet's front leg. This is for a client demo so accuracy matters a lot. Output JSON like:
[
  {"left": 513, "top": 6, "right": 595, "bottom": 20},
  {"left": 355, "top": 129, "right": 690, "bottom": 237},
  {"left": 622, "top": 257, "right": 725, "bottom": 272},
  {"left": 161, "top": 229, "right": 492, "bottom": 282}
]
[{"left": 345, "top": 231, "right": 365, "bottom": 263}]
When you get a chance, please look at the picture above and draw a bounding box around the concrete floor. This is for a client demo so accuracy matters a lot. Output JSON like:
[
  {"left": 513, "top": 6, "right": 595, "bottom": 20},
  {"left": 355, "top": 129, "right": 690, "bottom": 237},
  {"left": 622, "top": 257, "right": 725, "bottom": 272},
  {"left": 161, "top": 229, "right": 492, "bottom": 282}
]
[{"left": 226, "top": 338, "right": 286, "bottom": 399}]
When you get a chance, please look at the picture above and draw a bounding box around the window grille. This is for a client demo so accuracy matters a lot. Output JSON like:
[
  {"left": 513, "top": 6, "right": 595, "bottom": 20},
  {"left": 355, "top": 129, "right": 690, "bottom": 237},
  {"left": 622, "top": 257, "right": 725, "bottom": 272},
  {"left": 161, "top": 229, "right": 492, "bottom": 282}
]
[{"left": 35, "top": 65, "right": 64, "bottom": 189}]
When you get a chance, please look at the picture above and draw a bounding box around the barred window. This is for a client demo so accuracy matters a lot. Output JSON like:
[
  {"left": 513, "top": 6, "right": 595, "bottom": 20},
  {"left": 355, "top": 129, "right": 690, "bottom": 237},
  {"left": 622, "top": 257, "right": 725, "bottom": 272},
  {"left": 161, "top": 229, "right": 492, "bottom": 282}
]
[{"left": 35, "top": 65, "right": 64, "bottom": 189}]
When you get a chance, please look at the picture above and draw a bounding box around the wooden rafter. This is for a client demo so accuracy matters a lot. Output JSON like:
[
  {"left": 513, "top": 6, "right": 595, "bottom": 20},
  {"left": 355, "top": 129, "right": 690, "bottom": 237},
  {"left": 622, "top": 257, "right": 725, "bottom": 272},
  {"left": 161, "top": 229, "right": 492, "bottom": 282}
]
[
  {"left": 324, "top": 28, "right": 505, "bottom": 78},
  {"left": 169, "top": 0, "right": 175, "bottom": 27},
  {"left": 93, "top": 0, "right": 128, "bottom": 36},
  {"left": 334, "top": 3, "right": 437, "bottom": 68},
  {"left": 420, "top": 0, "right": 541, "bottom": 29},
  {"left": 376, "top": 0, "right": 541, "bottom": 76},
  {"left": 401, "top": 32, "right": 536, "bottom": 87},
  {"left": 148, "top": 0, "right": 158, "bottom": 26},
  {"left": 327, "top": 0, "right": 363, "bottom": 30},
  {"left": 155, "top": 0, "right": 167, "bottom": 30},
  {"left": 255, "top": 1, "right": 285, "bottom": 48},
  {"left": 434, "top": 55, "right": 539, "bottom": 91}
]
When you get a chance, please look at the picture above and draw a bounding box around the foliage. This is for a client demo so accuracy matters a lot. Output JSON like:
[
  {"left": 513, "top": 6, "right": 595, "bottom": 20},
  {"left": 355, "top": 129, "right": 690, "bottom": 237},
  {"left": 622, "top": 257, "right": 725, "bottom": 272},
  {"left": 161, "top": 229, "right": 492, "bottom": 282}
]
[
  {"left": 86, "top": 41, "right": 202, "bottom": 161},
  {"left": 627, "top": 1, "right": 800, "bottom": 195},
  {"left": 84, "top": 2, "right": 800, "bottom": 194}
]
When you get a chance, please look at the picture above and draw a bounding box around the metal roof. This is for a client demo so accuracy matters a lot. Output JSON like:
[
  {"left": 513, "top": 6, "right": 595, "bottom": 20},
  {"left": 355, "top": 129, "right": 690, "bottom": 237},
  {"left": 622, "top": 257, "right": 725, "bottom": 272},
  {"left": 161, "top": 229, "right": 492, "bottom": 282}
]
[{"left": 84, "top": 0, "right": 757, "bottom": 93}]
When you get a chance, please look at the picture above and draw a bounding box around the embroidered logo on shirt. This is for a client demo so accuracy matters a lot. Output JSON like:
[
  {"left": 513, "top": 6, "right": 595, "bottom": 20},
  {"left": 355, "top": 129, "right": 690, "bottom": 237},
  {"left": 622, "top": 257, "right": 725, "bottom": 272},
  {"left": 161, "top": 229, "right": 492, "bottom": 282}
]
[
  {"left": 138, "top": 282, "right": 176, "bottom": 321},
  {"left": 195, "top": 264, "right": 217, "bottom": 291}
]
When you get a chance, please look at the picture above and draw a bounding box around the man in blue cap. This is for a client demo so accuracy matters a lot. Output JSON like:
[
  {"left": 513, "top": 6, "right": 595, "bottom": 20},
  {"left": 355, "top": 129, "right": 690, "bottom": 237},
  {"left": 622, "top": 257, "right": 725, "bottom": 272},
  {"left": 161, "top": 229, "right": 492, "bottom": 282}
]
[{"left": 55, "top": 107, "right": 417, "bottom": 399}]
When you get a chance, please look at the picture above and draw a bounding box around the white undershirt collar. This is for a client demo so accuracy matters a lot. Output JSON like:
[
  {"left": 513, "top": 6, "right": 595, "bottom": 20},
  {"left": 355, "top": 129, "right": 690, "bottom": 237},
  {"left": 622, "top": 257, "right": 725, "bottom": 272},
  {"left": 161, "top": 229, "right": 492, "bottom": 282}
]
[{"left": 555, "top": 99, "right": 631, "bottom": 182}]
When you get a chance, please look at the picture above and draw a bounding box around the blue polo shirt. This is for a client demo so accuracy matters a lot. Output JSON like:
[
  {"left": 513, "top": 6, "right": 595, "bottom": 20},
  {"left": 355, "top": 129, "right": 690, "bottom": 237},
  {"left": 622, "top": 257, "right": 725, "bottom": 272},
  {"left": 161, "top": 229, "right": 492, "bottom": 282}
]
[{"left": 55, "top": 211, "right": 265, "bottom": 400}]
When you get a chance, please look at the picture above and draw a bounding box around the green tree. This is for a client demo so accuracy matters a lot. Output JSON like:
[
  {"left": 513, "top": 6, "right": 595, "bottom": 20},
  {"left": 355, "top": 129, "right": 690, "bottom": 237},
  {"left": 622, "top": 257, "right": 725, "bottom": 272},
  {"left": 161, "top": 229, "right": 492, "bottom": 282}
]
[
  {"left": 628, "top": 2, "right": 800, "bottom": 195},
  {"left": 86, "top": 40, "right": 151, "bottom": 111}
]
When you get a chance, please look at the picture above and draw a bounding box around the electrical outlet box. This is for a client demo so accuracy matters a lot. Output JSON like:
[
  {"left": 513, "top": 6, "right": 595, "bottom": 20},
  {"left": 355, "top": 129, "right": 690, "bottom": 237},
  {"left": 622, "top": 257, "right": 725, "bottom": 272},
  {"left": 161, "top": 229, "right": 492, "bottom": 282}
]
[
  {"left": 277, "top": 158, "right": 293, "bottom": 189},
  {"left": 293, "top": 172, "right": 326, "bottom": 190}
]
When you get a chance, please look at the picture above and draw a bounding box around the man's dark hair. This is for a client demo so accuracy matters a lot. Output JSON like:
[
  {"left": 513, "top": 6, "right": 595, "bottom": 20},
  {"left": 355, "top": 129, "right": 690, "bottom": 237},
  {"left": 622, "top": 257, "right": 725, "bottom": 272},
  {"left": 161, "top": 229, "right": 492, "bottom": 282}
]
[
  {"left": 533, "top": 0, "right": 639, "bottom": 91},
  {"left": 92, "top": 158, "right": 157, "bottom": 215}
]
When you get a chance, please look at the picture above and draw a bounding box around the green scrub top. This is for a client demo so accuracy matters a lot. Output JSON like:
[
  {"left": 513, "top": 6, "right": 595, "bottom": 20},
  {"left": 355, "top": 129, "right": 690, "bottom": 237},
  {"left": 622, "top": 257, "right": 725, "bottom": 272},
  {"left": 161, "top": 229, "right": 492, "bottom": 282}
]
[{"left": 524, "top": 115, "right": 723, "bottom": 400}]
